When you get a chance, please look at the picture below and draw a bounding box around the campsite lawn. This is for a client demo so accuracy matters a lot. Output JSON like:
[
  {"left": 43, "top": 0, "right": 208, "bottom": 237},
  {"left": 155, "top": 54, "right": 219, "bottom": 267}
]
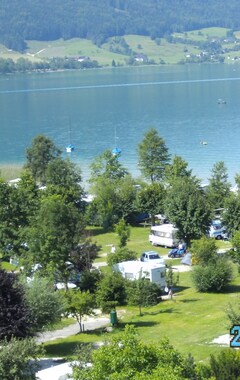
[
  {"left": 44, "top": 226, "right": 235, "bottom": 362},
  {"left": 43, "top": 260, "right": 239, "bottom": 363}
]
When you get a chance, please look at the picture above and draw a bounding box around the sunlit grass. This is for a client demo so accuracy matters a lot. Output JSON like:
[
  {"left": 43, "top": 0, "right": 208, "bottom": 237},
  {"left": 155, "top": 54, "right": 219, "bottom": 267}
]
[{"left": 42, "top": 269, "right": 240, "bottom": 362}]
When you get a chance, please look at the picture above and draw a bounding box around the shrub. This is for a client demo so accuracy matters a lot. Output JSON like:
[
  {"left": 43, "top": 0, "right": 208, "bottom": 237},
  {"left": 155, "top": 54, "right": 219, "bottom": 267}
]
[
  {"left": 209, "top": 349, "right": 240, "bottom": 380},
  {"left": 0, "top": 337, "right": 43, "bottom": 380},
  {"left": 107, "top": 247, "right": 137, "bottom": 266},
  {"left": 191, "top": 258, "right": 234, "bottom": 292}
]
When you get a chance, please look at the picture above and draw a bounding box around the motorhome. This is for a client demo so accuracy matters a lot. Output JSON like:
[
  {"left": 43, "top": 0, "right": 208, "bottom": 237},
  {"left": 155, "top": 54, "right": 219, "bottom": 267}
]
[
  {"left": 113, "top": 261, "right": 166, "bottom": 289},
  {"left": 149, "top": 224, "right": 179, "bottom": 248}
]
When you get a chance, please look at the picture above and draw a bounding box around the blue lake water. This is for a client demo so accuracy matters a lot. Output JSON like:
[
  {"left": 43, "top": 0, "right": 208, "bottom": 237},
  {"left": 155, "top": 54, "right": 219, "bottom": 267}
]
[{"left": 1, "top": 64, "right": 240, "bottom": 184}]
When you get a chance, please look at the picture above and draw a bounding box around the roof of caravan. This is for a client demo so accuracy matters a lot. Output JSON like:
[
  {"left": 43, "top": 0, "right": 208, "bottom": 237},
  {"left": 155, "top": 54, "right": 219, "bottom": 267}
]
[
  {"left": 114, "top": 260, "right": 165, "bottom": 273},
  {"left": 150, "top": 223, "right": 178, "bottom": 231}
]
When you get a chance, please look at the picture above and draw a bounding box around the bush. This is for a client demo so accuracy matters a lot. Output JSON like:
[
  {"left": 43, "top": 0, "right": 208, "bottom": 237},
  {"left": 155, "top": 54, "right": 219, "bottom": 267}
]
[
  {"left": 23, "top": 276, "right": 66, "bottom": 332},
  {"left": 226, "top": 297, "right": 240, "bottom": 326},
  {"left": 107, "top": 247, "right": 137, "bottom": 266},
  {"left": 0, "top": 269, "right": 31, "bottom": 340},
  {"left": 191, "top": 236, "right": 218, "bottom": 266},
  {"left": 0, "top": 337, "right": 43, "bottom": 380},
  {"left": 209, "top": 349, "right": 240, "bottom": 380},
  {"left": 191, "top": 258, "right": 234, "bottom": 292},
  {"left": 126, "top": 278, "right": 162, "bottom": 308},
  {"left": 96, "top": 272, "right": 127, "bottom": 312}
]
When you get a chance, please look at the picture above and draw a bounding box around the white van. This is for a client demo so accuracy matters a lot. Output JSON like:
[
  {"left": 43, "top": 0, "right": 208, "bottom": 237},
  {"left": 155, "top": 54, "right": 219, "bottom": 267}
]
[{"left": 149, "top": 224, "right": 179, "bottom": 248}]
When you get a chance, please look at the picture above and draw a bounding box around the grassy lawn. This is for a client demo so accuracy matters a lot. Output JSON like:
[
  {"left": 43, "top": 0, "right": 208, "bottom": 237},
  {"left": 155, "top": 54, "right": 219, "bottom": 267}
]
[
  {"left": 43, "top": 268, "right": 240, "bottom": 362},
  {"left": 86, "top": 225, "right": 169, "bottom": 263}
]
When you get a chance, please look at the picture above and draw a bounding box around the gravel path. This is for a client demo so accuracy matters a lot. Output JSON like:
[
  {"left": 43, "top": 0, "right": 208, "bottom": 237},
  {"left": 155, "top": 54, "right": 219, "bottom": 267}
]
[{"left": 35, "top": 315, "right": 110, "bottom": 343}]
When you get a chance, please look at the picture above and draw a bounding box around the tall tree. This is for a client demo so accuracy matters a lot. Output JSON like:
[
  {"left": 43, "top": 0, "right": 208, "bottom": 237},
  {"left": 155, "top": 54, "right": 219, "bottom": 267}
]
[
  {"left": 25, "top": 135, "right": 61, "bottom": 184},
  {"left": 45, "top": 157, "right": 84, "bottom": 208},
  {"left": 206, "top": 161, "right": 231, "bottom": 209},
  {"left": 27, "top": 195, "right": 85, "bottom": 287},
  {"left": 164, "top": 177, "right": 212, "bottom": 246},
  {"left": 89, "top": 149, "right": 128, "bottom": 183},
  {"left": 138, "top": 128, "right": 170, "bottom": 182},
  {"left": 222, "top": 193, "right": 240, "bottom": 236},
  {"left": 165, "top": 155, "right": 192, "bottom": 185}
]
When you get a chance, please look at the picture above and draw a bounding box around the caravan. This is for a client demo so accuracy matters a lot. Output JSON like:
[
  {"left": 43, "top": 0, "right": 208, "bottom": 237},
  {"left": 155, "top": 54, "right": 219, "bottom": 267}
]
[
  {"left": 113, "top": 261, "right": 166, "bottom": 289},
  {"left": 149, "top": 224, "right": 179, "bottom": 248}
]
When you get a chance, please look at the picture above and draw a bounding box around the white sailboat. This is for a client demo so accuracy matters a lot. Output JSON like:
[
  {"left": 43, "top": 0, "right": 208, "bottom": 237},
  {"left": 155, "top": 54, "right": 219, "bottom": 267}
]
[{"left": 66, "top": 119, "right": 75, "bottom": 153}]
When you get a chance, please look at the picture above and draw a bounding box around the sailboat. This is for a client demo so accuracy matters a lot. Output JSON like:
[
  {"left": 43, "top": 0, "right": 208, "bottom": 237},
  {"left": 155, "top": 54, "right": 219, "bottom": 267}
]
[
  {"left": 112, "top": 127, "right": 121, "bottom": 156},
  {"left": 66, "top": 119, "right": 75, "bottom": 153}
]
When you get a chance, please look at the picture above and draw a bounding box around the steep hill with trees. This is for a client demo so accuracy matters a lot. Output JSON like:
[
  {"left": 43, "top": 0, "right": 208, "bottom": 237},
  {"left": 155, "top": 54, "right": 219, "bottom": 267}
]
[{"left": 1, "top": 0, "right": 240, "bottom": 52}]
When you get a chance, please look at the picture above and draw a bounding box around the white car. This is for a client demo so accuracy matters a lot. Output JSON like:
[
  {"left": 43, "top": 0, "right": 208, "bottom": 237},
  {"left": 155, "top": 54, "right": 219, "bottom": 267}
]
[{"left": 140, "top": 251, "right": 165, "bottom": 264}]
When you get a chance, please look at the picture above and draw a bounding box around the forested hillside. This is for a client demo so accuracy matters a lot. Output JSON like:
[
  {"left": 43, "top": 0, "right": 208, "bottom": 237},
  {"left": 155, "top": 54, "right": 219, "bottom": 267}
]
[{"left": 1, "top": 0, "right": 240, "bottom": 52}]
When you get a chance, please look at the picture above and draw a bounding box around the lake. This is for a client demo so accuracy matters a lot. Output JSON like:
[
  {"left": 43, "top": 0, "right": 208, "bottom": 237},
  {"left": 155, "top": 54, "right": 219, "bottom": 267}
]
[{"left": 1, "top": 64, "right": 240, "bottom": 185}]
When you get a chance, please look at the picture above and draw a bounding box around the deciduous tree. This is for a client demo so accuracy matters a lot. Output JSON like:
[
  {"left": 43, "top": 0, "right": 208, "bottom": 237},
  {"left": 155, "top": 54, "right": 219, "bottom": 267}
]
[
  {"left": 27, "top": 195, "right": 85, "bottom": 288},
  {"left": 137, "top": 182, "right": 166, "bottom": 225},
  {"left": 65, "top": 289, "right": 95, "bottom": 332},
  {"left": 25, "top": 135, "right": 61, "bottom": 184},
  {"left": 164, "top": 177, "right": 211, "bottom": 246}
]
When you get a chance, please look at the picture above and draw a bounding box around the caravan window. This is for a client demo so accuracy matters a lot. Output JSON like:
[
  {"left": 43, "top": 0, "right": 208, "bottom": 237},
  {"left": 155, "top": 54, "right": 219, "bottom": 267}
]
[{"left": 152, "top": 230, "right": 171, "bottom": 238}]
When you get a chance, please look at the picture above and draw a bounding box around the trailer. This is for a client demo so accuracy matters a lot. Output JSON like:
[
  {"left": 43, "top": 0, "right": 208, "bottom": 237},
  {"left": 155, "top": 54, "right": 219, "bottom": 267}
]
[
  {"left": 149, "top": 224, "right": 179, "bottom": 248},
  {"left": 113, "top": 260, "right": 166, "bottom": 289}
]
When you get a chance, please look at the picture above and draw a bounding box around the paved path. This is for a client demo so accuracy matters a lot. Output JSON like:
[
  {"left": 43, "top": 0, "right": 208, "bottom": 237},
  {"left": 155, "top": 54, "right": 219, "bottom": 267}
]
[{"left": 35, "top": 316, "right": 110, "bottom": 343}]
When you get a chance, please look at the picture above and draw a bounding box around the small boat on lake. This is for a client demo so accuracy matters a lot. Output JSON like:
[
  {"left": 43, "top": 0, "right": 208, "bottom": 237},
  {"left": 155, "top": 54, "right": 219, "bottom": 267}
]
[
  {"left": 217, "top": 99, "right": 226, "bottom": 105},
  {"left": 66, "top": 119, "right": 75, "bottom": 153},
  {"left": 66, "top": 143, "right": 75, "bottom": 153},
  {"left": 112, "top": 147, "right": 122, "bottom": 156},
  {"left": 200, "top": 140, "right": 208, "bottom": 145}
]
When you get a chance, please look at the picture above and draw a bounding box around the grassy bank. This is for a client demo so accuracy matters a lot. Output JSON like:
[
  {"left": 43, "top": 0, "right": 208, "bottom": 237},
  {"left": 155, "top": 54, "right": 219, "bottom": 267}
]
[{"left": 0, "top": 164, "right": 23, "bottom": 181}]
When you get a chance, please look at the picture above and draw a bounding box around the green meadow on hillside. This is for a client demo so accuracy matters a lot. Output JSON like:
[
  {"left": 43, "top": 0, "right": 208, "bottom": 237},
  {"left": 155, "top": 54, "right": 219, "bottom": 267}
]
[{"left": 1, "top": 27, "right": 239, "bottom": 66}]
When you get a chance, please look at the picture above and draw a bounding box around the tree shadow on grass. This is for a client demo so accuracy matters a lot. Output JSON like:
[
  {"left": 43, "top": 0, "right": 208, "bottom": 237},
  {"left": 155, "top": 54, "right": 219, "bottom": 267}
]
[
  {"left": 179, "top": 298, "right": 200, "bottom": 303},
  {"left": 172, "top": 285, "right": 190, "bottom": 294},
  {"left": 84, "top": 227, "right": 106, "bottom": 237},
  {"left": 115, "top": 321, "right": 158, "bottom": 331},
  {"left": 221, "top": 284, "right": 240, "bottom": 294}
]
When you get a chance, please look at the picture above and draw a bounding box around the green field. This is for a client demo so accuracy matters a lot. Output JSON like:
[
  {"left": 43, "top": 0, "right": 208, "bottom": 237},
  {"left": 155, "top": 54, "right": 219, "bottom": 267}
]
[{"left": 2, "top": 27, "right": 239, "bottom": 67}]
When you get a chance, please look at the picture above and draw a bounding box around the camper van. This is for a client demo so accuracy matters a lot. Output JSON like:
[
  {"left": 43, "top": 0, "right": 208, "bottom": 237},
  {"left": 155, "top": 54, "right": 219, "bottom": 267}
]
[
  {"left": 113, "top": 261, "right": 166, "bottom": 289},
  {"left": 149, "top": 224, "right": 179, "bottom": 248}
]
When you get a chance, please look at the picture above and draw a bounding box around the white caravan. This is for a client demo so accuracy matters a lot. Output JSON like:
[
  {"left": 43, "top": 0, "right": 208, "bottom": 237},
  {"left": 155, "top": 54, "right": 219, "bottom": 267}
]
[
  {"left": 149, "top": 224, "right": 179, "bottom": 248},
  {"left": 113, "top": 261, "right": 166, "bottom": 289}
]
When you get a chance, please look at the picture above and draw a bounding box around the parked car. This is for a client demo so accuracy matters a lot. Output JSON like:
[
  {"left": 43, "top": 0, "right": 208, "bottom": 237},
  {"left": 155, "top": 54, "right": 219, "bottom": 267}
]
[
  {"left": 208, "top": 220, "right": 228, "bottom": 240},
  {"left": 140, "top": 251, "right": 165, "bottom": 264}
]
